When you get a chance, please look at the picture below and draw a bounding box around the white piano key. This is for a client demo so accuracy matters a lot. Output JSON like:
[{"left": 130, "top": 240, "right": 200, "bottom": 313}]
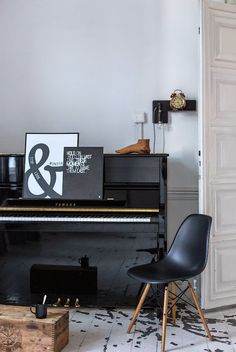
[{"left": 0, "top": 215, "right": 151, "bottom": 223}]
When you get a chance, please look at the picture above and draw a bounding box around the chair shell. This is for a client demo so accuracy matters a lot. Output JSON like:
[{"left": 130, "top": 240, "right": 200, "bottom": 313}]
[
  {"left": 127, "top": 214, "right": 213, "bottom": 352},
  {"left": 128, "top": 213, "right": 212, "bottom": 284}
]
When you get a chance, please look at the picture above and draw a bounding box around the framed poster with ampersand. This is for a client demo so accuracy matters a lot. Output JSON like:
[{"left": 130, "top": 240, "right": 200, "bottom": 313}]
[{"left": 23, "top": 133, "right": 79, "bottom": 199}]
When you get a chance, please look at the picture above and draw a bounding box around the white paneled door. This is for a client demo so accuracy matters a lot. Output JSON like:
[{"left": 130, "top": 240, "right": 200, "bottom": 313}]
[{"left": 201, "top": 0, "right": 236, "bottom": 309}]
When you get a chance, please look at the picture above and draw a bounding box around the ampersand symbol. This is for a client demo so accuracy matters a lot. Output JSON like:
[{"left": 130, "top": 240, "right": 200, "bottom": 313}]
[{"left": 24, "top": 143, "right": 64, "bottom": 198}]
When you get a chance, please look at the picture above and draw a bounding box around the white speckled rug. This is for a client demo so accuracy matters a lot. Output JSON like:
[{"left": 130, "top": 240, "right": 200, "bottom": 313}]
[{"left": 62, "top": 305, "right": 236, "bottom": 352}]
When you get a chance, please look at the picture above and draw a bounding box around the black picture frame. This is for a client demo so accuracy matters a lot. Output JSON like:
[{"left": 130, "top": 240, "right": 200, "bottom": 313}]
[{"left": 62, "top": 147, "right": 104, "bottom": 200}]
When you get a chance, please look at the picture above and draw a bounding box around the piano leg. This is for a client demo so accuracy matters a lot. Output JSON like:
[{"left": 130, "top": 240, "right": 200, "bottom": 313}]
[{"left": 136, "top": 247, "right": 159, "bottom": 299}]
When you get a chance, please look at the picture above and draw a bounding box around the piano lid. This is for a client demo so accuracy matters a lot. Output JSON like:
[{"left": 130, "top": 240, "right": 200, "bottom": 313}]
[
  {"left": 0, "top": 154, "right": 24, "bottom": 186},
  {"left": 2, "top": 198, "right": 159, "bottom": 214},
  {"left": 3, "top": 197, "right": 126, "bottom": 208}
]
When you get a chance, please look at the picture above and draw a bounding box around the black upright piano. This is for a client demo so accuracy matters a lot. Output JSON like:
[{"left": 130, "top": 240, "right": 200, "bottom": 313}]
[{"left": 0, "top": 153, "right": 168, "bottom": 306}]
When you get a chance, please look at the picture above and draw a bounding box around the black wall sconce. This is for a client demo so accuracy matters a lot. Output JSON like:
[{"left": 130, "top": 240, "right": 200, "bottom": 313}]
[{"left": 152, "top": 100, "right": 196, "bottom": 124}]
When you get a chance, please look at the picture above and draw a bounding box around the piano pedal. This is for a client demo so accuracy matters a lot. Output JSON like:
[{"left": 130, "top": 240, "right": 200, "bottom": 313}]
[
  {"left": 64, "top": 298, "right": 70, "bottom": 308},
  {"left": 53, "top": 297, "right": 62, "bottom": 307},
  {"left": 75, "top": 298, "right": 80, "bottom": 308}
]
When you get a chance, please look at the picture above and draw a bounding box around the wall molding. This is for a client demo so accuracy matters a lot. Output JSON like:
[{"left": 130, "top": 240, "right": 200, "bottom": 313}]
[{"left": 168, "top": 187, "right": 198, "bottom": 200}]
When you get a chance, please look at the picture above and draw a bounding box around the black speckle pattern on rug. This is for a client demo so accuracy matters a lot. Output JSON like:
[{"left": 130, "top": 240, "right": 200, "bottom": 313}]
[{"left": 64, "top": 305, "right": 236, "bottom": 352}]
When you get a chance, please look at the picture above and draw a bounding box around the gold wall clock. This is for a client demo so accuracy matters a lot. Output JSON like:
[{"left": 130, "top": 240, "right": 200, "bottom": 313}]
[{"left": 170, "top": 89, "right": 186, "bottom": 111}]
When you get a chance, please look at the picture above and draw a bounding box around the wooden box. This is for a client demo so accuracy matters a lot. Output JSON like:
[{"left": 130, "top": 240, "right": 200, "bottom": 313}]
[{"left": 0, "top": 305, "right": 69, "bottom": 352}]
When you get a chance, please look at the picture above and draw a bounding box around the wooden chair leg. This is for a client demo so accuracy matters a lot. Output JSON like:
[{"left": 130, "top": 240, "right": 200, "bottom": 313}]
[
  {"left": 188, "top": 282, "right": 213, "bottom": 341},
  {"left": 127, "top": 283, "right": 151, "bottom": 333},
  {"left": 162, "top": 284, "right": 169, "bottom": 352},
  {"left": 171, "top": 282, "right": 177, "bottom": 324}
]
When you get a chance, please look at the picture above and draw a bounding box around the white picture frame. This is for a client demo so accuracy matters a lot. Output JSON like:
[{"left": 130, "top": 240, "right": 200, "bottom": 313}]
[{"left": 23, "top": 133, "right": 79, "bottom": 199}]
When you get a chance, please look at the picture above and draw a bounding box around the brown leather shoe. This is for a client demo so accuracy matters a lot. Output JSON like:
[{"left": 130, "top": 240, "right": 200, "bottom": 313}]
[{"left": 115, "top": 139, "right": 150, "bottom": 155}]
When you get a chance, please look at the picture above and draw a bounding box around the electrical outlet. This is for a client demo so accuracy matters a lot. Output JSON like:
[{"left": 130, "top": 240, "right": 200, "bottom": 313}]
[{"left": 134, "top": 112, "right": 145, "bottom": 123}]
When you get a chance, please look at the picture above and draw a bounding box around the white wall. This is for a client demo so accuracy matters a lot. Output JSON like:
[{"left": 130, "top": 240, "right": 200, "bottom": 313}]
[{"left": 0, "top": 0, "right": 199, "bottom": 239}]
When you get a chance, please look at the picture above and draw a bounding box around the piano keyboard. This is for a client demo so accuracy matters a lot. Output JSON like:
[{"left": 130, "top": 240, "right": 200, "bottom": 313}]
[{"left": 0, "top": 215, "right": 152, "bottom": 223}]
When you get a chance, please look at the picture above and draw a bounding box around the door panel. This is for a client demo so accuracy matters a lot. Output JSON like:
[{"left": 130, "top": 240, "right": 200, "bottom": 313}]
[
  {"left": 210, "top": 7, "right": 236, "bottom": 67},
  {"left": 210, "top": 240, "right": 236, "bottom": 299},
  {"left": 210, "top": 69, "right": 236, "bottom": 125},
  {"left": 211, "top": 127, "right": 236, "bottom": 179},
  {"left": 201, "top": 0, "right": 236, "bottom": 309},
  {"left": 213, "top": 185, "right": 236, "bottom": 236}
]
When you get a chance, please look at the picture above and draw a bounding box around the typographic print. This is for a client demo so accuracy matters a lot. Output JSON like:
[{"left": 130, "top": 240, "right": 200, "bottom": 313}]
[
  {"left": 62, "top": 147, "right": 104, "bottom": 200},
  {"left": 66, "top": 151, "right": 92, "bottom": 174},
  {"left": 24, "top": 143, "right": 64, "bottom": 198},
  {"left": 23, "top": 133, "right": 79, "bottom": 199}
]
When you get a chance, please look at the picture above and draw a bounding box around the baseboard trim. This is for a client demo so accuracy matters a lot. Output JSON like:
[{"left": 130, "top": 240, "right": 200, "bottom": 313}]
[{"left": 168, "top": 187, "right": 198, "bottom": 200}]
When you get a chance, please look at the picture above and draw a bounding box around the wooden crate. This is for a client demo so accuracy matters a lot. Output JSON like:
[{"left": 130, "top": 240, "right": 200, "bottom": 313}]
[{"left": 0, "top": 305, "right": 69, "bottom": 352}]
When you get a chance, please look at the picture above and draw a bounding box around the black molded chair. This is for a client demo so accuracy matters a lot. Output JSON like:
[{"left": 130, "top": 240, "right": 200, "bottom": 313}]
[{"left": 127, "top": 214, "right": 213, "bottom": 352}]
